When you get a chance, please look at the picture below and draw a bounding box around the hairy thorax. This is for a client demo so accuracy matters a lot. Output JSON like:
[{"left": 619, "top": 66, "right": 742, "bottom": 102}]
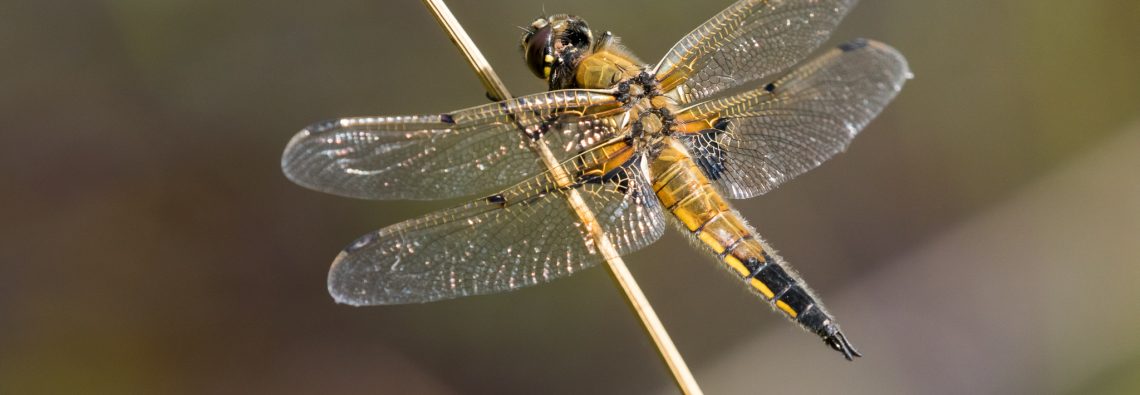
[{"left": 574, "top": 43, "right": 681, "bottom": 152}]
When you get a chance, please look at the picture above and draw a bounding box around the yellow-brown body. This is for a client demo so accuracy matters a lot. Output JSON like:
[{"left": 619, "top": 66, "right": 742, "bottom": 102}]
[
  {"left": 650, "top": 139, "right": 816, "bottom": 319},
  {"left": 556, "top": 33, "right": 849, "bottom": 352}
]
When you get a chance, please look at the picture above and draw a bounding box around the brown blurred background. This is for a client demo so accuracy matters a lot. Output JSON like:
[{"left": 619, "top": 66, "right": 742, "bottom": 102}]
[{"left": 3, "top": 0, "right": 1139, "bottom": 394}]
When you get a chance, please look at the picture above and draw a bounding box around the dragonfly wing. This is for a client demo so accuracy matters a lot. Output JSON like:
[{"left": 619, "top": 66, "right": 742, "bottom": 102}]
[
  {"left": 675, "top": 39, "right": 910, "bottom": 199},
  {"left": 654, "top": 0, "right": 856, "bottom": 104},
  {"left": 327, "top": 143, "right": 666, "bottom": 305},
  {"left": 282, "top": 90, "right": 624, "bottom": 200}
]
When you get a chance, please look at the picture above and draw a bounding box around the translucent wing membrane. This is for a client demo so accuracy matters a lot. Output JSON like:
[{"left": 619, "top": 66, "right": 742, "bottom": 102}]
[
  {"left": 328, "top": 147, "right": 666, "bottom": 305},
  {"left": 655, "top": 0, "right": 856, "bottom": 104},
  {"left": 676, "top": 39, "right": 910, "bottom": 199},
  {"left": 282, "top": 90, "right": 623, "bottom": 200}
]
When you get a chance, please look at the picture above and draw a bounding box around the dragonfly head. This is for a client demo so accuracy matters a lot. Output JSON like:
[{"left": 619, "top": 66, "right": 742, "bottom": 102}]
[{"left": 521, "top": 14, "right": 593, "bottom": 82}]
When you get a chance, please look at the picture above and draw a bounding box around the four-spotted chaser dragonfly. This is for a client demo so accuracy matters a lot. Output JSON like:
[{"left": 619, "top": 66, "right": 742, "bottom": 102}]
[{"left": 282, "top": 0, "right": 909, "bottom": 360}]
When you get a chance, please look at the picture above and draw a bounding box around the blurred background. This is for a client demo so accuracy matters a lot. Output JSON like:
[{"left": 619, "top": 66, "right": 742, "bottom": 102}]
[{"left": 3, "top": 0, "right": 1139, "bottom": 393}]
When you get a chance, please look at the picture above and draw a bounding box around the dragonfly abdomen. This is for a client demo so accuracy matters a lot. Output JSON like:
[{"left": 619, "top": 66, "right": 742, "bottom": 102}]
[{"left": 650, "top": 139, "right": 861, "bottom": 360}]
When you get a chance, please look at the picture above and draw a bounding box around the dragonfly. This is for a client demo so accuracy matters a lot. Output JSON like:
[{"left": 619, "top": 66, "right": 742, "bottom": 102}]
[{"left": 282, "top": 0, "right": 909, "bottom": 360}]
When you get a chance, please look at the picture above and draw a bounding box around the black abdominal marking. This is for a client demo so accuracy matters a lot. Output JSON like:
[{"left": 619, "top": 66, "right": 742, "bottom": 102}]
[{"left": 754, "top": 262, "right": 794, "bottom": 300}]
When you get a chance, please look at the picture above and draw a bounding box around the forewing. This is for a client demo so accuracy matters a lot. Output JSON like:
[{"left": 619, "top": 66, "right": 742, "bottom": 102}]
[
  {"left": 654, "top": 0, "right": 856, "bottom": 104},
  {"left": 675, "top": 39, "right": 910, "bottom": 199},
  {"left": 327, "top": 147, "right": 666, "bottom": 305},
  {"left": 282, "top": 90, "right": 624, "bottom": 200}
]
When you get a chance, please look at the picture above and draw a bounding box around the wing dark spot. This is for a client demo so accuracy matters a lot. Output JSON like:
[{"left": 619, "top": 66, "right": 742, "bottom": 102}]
[
  {"left": 763, "top": 82, "right": 776, "bottom": 93},
  {"left": 713, "top": 118, "right": 731, "bottom": 131},
  {"left": 439, "top": 114, "right": 455, "bottom": 124},
  {"left": 486, "top": 194, "right": 506, "bottom": 205},
  {"left": 686, "top": 129, "right": 727, "bottom": 181},
  {"left": 838, "top": 38, "right": 868, "bottom": 52},
  {"left": 578, "top": 155, "right": 638, "bottom": 194},
  {"left": 612, "top": 177, "right": 631, "bottom": 194}
]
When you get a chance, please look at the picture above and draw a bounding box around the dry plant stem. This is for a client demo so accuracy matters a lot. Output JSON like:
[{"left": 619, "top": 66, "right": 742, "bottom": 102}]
[
  {"left": 420, "top": 1, "right": 703, "bottom": 394},
  {"left": 421, "top": 0, "right": 509, "bottom": 102}
]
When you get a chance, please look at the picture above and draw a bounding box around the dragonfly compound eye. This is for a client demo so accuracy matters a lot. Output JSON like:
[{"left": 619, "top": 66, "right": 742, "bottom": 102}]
[{"left": 522, "top": 19, "right": 554, "bottom": 80}]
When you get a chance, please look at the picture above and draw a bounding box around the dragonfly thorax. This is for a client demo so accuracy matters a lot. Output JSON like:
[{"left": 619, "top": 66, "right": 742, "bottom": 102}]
[{"left": 621, "top": 72, "right": 679, "bottom": 148}]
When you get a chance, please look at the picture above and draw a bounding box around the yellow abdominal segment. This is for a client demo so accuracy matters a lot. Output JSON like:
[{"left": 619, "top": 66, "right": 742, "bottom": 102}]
[
  {"left": 652, "top": 140, "right": 757, "bottom": 275},
  {"left": 776, "top": 300, "right": 799, "bottom": 317},
  {"left": 650, "top": 139, "right": 814, "bottom": 322},
  {"left": 749, "top": 278, "right": 775, "bottom": 299}
]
